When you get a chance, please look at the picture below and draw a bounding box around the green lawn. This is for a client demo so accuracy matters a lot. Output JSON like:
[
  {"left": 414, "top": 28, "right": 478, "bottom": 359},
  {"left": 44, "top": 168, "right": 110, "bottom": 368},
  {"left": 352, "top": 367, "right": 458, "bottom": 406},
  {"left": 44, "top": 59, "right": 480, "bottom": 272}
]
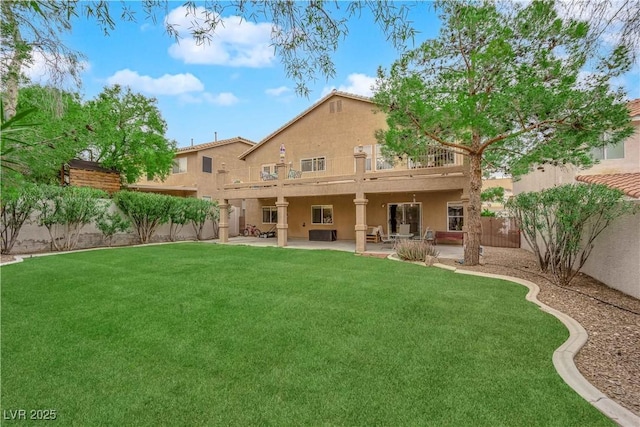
[{"left": 1, "top": 243, "right": 611, "bottom": 426}]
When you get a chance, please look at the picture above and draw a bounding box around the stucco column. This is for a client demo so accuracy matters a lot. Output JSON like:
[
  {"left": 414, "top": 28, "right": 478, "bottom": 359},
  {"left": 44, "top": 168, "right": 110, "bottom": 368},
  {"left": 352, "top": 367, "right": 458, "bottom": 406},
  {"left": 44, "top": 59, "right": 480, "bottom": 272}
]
[
  {"left": 276, "top": 198, "right": 289, "bottom": 247},
  {"left": 274, "top": 162, "right": 289, "bottom": 247},
  {"left": 354, "top": 147, "right": 368, "bottom": 253},
  {"left": 216, "top": 164, "right": 230, "bottom": 243},
  {"left": 354, "top": 197, "right": 368, "bottom": 253},
  {"left": 218, "top": 199, "right": 229, "bottom": 243},
  {"left": 354, "top": 146, "right": 367, "bottom": 178}
]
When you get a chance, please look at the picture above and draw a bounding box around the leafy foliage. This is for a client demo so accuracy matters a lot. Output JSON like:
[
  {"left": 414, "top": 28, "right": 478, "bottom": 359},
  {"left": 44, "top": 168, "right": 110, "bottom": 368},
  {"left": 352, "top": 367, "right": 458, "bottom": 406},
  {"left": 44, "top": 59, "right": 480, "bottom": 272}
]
[
  {"left": 9, "top": 86, "right": 90, "bottom": 184},
  {"left": 167, "top": 197, "right": 190, "bottom": 242},
  {"left": 35, "top": 185, "right": 109, "bottom": 251},
  {"left": 84, "top": 85, "right": 176, "bottom": 183},
  {"left": 184, "top": 198, "right": 217, "bottom": 240},
  {"left": 507, "top": 183, "right": 635, "bottom": 285},
  {"left": 96, "top": 210, "right": 131, "bottom": 247},
  {"left": 0, "top": 182, "right": 42, "bottom": 254},
  {"left": 113, "top": 191, "right": 173, "bottom": 244},
  {"left": 481, "top": 187, "right": 505, "bottom": 203},
  {"left": 373, "top": 0, "right": 633, "bottom": 265}
]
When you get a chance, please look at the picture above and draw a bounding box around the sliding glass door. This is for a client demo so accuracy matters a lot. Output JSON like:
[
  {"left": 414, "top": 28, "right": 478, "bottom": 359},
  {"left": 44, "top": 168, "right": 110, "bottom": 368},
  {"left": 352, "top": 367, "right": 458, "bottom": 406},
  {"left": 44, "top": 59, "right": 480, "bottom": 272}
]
[{"left": 388, "top": 203, "right": 421, "bottom": 235}]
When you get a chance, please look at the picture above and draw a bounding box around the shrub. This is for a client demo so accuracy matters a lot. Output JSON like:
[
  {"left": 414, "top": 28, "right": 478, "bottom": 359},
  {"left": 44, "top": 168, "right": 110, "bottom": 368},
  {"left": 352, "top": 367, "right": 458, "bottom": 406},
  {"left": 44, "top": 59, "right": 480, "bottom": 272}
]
[
  {"left": 113, "top": 191, "right": 173, "bottom": 244},
  {"left": 184, "top": 198, "right": 216, "bottom": 240},
  {"left": 507, "top": 183, "right": 636, "bottom": 285},
  {"left": 36, "top": 185, "right": 109, "bottom": 251},
  {"left": 0, "top": 182, "right": 42, "bottom": 254},
  {"left": 167, "top": 197, "right": 190, "bottom": 242},
  {"left": 96, "top": 210, "right": 131, "bottom": 246},
  {"left": 396, "top": 239, "right": 439, "bottom": 262}
]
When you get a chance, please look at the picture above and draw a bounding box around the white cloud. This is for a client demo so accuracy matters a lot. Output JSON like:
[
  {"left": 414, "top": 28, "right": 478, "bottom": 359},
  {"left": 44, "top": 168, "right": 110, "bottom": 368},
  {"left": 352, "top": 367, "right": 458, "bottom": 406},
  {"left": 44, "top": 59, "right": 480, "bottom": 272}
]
[
  {"left": 203, "top": 92, "right": 239, "bottom": 105},
  {"left": 265, "top": 86, "right": 291, "bottom": 96},
  {"left": 322, "top": 73, "right": 377, "bottom": 97},
  {"left": 166, "top": 6, "right": 275, "bottom": 68},
  {"left": 106, "top": 69, "right": 204, "bottom": 95},
  {"left": 178, "top": 91, "right": 240, "bottom": 106}
]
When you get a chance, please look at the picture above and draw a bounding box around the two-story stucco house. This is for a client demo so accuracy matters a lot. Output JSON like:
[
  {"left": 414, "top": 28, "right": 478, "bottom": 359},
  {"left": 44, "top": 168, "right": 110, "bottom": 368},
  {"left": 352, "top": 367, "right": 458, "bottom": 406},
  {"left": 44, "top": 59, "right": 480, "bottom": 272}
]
[
  {"left": 513, "top": 98, "right": 640, "bottom": 298},
  {"left": 215, "top": 91, "right": 470, "bottom": 253}
]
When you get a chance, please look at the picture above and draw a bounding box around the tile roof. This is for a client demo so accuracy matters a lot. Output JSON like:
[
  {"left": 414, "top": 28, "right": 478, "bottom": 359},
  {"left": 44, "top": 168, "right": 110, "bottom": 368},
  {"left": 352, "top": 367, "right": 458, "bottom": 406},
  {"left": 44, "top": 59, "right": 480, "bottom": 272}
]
[
  {"left": 628, "top": 98, "right": 640, "bottom": 117},
  {"left": 576, "top": 173, "right": 640, "bottom": 199},
  {"left": 177, "top": 136, "right": 255, "bottom": 153}
]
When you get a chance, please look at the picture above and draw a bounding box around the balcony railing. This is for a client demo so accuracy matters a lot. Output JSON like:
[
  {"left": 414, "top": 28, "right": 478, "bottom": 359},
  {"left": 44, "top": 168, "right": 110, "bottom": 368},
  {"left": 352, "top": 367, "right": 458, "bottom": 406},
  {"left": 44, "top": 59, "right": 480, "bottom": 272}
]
[{"left": 224, "top": 147, "right": 465, "bottom": 186}]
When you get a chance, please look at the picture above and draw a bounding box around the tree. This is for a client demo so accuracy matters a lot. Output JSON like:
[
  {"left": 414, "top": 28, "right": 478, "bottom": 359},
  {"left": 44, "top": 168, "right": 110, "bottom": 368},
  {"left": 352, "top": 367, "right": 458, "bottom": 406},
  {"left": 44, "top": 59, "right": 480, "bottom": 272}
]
[
  {"left": 84, "top": 85, "right": 177, "bottom": 183},
  {"left": 373, "top": 0, "right": 633, "bottom": 266},
  {"left": 507, "top": 183, "right": 636, "bottom": 285},
  {"left": 12, "top": 86, "right": 90, "bottom": 182}
]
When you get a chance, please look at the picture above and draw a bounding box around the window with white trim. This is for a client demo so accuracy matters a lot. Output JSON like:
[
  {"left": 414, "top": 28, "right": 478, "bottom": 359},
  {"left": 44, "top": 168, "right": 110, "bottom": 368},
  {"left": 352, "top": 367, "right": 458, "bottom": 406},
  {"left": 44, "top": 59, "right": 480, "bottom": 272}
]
[
  {"left": 301, "top": 157, "right": 326, "bottom": 172},
  {"left": 592, "top": 141, "right": 624, "bottom": 160},
  {"left": 262, "top": 164, "right": 276, "bottom": 174},
  {"left": 172, "top": 157, "right": 187, "bottom": 174},
  {"left": 375, "top": 144, "right": 394, "bottom": 170},
  {"left": 262, "top": 206, "right": 277, "bottom": 224},
  {"left": 447, "top": 202, "right": 464, "bottom": 231},
  {"left": 312, "top": 205, "right": 333, "bottom": 224},
  {"left": 202, "top": 196, "right": 212, "bottom": 201}
]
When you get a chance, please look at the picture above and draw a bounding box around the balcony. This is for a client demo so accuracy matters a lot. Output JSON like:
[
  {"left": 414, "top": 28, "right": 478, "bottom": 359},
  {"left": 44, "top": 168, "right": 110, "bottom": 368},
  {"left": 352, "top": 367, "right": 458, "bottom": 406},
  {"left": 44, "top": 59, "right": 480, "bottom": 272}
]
[{"left": 219, "top": 147, "right": 467, "bottom": 199}]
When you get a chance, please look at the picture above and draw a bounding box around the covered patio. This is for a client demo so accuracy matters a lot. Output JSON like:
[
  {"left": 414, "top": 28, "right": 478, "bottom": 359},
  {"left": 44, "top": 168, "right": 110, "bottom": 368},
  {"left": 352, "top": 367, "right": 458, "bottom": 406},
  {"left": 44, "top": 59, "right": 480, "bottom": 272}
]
[{"left": 222, "top": 236, "right": 465, "bottom": 260}]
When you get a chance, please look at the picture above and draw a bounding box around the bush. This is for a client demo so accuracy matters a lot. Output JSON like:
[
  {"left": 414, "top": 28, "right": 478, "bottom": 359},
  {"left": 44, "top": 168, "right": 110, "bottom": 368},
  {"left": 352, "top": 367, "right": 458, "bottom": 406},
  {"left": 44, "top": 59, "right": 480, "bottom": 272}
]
[
  {"left": 0, "top": 182, "right": 42, "bottom": 254},
  {"left": 507, "top": 183, "right": 636, "bottom": 285},
  {"left": 184, "top": 198, "right": 216, "bottom": 240},
  {"left": 36, "top": 185, "right": 109, "bottom": 251},
  {"left": 396, "top": 239, "right": 439, "bottom": 262},
  {"left": 113, "top": 191, "right": 173, "bottom": 244},
  {"left": 96, "top": 210, "right": 131, "bottom": 246}
]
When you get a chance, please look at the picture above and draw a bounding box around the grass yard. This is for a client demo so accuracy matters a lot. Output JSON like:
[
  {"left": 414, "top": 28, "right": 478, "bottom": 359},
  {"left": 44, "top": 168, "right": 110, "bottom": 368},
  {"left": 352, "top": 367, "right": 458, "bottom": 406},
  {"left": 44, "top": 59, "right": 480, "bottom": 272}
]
[{"left": 1, "top": 243, "right": 611, "bottom": 426}]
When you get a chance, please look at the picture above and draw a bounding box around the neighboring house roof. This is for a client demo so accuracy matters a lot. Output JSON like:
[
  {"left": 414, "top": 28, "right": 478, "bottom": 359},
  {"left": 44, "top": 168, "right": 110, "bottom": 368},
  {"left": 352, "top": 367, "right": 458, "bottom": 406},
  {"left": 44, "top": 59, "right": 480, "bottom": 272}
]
[
  {"left": 628, "top": 98, "right": 640, "bottom": 120},
  {"left": 239, "top": 90, "right": 375, "bottom": 160},
  {"left": 178, "top": 136, "right": 255, "bottom": 154},
  {"left": 67, "top": 159, "right": 119, "bottom": 174},
  {"left": 576, "top": 173, "right": 640, "bottom": 199}
]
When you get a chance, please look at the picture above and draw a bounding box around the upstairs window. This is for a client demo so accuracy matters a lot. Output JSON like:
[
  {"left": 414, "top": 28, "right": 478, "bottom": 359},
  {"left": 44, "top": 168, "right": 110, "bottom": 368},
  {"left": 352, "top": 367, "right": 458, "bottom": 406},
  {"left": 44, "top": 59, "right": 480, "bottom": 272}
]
[
  {"left": 592, "top": 141, "right": 624, "bottom": 160},
  {"left": 202, "top": 156, "right": 212, "bottom": 173},
  {"left": 301, "top": 157, "right": 326, "bottom": 172},
  {"left": 375, "top": 144, "right": 394, "bottom": 170},
  {"left": 172, "top": 157, "right": 187, "bottom": 174}
]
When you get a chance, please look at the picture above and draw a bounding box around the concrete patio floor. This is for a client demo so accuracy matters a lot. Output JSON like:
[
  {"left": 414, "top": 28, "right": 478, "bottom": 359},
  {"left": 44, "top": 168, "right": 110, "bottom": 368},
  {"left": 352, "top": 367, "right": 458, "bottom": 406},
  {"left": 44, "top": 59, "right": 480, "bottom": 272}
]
[{"left": 223, "top": 236, "right": 465, "bottom": 260}]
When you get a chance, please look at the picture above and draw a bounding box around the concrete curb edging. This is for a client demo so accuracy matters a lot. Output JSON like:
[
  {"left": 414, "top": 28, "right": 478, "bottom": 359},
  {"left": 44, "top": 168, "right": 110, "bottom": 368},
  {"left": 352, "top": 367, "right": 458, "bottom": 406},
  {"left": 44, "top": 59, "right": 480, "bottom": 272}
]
[{"left": 444, "top": 266, "right": 640, "bottom": 427}]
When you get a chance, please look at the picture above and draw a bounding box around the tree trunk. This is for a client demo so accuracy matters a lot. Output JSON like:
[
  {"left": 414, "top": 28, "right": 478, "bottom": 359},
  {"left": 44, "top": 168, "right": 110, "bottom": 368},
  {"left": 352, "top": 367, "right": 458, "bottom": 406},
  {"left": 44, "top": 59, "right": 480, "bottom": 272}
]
[
  {"left": 464, "top": 152, "right": 482, "bottom": 265},
  {"left": 1, "top": 2, "right": 23, "bottom": 120}
]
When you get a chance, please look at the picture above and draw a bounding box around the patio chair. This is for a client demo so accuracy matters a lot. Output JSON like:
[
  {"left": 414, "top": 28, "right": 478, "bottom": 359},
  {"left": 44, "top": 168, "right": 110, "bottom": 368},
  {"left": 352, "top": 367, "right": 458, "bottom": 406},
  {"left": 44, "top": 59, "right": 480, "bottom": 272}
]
[
  {"left": 287, "top": 169, "right": 303, "bottom": 179},
  {"left": 378, "top": 226, "right": 395, "bottom": 245},
  {"left": 398, "top": 224, "right": 411, "bottom": 235},
  {"left": 260, "top": 171, "right": 277, "bottom": 181},
  {"left": 366, "top": 226, "right": 382, "bottom": 243},
  {"left": 414, "top": 227, "right": 435, "bottom": 244}
]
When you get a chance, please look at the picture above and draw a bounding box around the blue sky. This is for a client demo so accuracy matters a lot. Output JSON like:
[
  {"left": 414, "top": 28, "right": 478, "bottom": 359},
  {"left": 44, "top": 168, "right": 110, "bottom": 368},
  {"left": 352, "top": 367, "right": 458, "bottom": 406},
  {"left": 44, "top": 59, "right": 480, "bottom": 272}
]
[{"left": 27, "top": 2, "right": 640, "bottom": 149}]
